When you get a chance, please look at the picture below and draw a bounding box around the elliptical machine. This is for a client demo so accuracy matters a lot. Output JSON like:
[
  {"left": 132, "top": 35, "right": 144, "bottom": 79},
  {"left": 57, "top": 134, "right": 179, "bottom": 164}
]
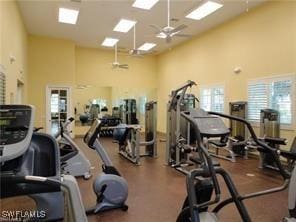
[
  {"left": 176, "top": 109, "right": 296, "bottom": 222},
  {"left": 84, "top": 119, "right": 128, "bottom": 214},
  {"left": 55, "top": 117, "right": 92, "bottom": 179},
  {"left": 0, "top": 105, "right": 87, "bottom": 222}
]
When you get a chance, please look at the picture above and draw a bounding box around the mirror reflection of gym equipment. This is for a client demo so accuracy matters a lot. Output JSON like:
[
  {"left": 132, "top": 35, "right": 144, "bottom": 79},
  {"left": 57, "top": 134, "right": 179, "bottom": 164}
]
[{"left": 113, "top": 101, "right": 157, "bottom": 165}]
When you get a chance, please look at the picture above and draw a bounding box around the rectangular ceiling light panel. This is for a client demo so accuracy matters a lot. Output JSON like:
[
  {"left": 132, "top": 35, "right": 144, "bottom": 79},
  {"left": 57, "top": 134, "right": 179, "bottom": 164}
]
[
  {"left": 58, "top": 8, "right": 79, "bottom": 24},
  {"left": 186, "top": 1, "right": 223, "bottom": 20},
  {"left": 113, "top": 19, "right": 137, "bottom": 33},
  {"left": 138, "top": 43, "right": 156, "bottom": 51},
  {"left": 132, "top": 0, "right": 159, "bottom": 10},
  {"left": 102, "top": 38, "right": 119, "bottom": 47}
]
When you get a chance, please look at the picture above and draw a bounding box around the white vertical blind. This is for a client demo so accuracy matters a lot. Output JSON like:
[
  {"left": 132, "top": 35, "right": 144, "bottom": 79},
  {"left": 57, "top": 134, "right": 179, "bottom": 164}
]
[
  {"left": 270, "top": 80, "right": 292, "bottom": 124},
  {"left": 247, "top": 82, "right": 268, "bottom": 121},
  {"left": 248, "top": 74, "right": 295, "bottom": 127}
]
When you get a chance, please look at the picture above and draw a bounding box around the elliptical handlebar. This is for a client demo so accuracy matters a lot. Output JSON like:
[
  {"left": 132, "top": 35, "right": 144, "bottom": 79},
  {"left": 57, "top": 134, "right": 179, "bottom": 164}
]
[
  {"left": 208, "top": 111, "right": 290, "bottom": 180},
  {"left": 55, "top": 117, "right": 74, "bottom": 139}
]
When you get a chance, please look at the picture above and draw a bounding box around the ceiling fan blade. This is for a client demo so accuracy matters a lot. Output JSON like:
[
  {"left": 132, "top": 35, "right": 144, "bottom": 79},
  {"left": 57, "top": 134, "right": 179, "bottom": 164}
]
[
  {"left": 171, "top": 24, "right": 187, "bottom": 33},
  {"left": 174, "top": 33, "right": 192, "bottom": 38},
  {"left": 119, "top": 64, "right": 129, "bottom": 69},
  {"left": 150, "top": 24, "right": 163, "bottom": 34}
]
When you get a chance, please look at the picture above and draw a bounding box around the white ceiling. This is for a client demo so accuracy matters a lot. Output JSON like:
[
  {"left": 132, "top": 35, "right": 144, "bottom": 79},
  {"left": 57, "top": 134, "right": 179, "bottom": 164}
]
[{"left": 18, "top": 0, "right": 265, "bottom": 54}]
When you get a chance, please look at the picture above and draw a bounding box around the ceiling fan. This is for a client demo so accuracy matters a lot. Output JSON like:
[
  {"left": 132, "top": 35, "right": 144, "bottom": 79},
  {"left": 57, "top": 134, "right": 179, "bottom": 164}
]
[
  {"left": 129, "top": 24, "right": 145, "bottom": 58},
  {"left": 150, "top": 0, "right": 191, "bottom": 43},
  {"left": 111, "top": 44, "right": 129, "bottom": 69}
]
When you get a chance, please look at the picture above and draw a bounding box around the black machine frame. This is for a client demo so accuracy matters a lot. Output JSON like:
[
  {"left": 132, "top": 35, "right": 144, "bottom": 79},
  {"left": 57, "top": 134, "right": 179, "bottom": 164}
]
[{"left": 178, "top": 111, "right": 292, "bottom": 222}]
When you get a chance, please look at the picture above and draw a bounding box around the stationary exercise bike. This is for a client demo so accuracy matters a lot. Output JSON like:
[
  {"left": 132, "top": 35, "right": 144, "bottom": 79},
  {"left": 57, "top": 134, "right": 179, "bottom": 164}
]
[
  {"left": 176, "top": 109, "right": 296, "bottom": 222},
  {"left": 84, "top": 119, "right": 128, "bottom": 214}
]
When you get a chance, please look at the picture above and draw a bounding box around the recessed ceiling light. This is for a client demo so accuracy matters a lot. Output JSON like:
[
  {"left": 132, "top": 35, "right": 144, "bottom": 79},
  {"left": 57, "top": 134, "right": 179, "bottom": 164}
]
[
  {"left": 58, "top": 8, "right": 79, "bottom": 24},
  {"left": 132, "top": 0, "right": 159, "bottom": 10},
  {"left": 101, "top": 38, "right": 119, "bottom": 47},
  {"left": 186, "top": 1, "right": 223, "bottom": 20},
  {"left": 138, "top": 43, "right": 156, "bottom": 51},
  {"left": 113, "top": 19, "right": 137, "bottom": 33}
]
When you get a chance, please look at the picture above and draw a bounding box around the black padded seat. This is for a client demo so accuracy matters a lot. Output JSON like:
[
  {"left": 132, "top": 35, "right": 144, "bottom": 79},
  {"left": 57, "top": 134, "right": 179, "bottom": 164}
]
[{"left": 208, "top": 140, "right": 227, "bottom": 148}]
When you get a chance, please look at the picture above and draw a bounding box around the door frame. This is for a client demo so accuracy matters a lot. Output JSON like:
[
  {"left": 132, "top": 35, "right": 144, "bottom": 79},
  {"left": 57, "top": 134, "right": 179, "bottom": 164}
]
[{"left": 46, "top": 85, "right": 73, "bottom": 134}]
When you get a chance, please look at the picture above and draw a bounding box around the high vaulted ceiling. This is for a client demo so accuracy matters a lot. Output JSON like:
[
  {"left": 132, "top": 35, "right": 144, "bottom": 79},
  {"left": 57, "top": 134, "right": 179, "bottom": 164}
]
[{"left": 18, "top": 0, "right": 264, "bottom": 54}]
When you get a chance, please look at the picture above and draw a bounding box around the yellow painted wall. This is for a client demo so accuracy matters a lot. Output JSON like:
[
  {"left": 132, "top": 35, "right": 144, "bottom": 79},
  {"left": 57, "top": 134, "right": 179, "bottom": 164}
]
[
  {"left": 156, "top": 1, "right": 296, "bottom": 149},
  {"left": 27, "top": 35, "right": 76, "bottom": 128},
  {"left": 27, "top": 38, "right": 158, "bottom": 130},
  {"left": 0, "top": 0, "right": 28, "bottom": 103},
  {"left": 75, "top": 46, "right": 157, "bottom": 87}
]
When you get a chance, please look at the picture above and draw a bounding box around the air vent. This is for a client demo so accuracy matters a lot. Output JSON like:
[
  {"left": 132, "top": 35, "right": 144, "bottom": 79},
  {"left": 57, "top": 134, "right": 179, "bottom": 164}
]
[{"left": 70, "top": 0, "right": 81, "bottom": 3}]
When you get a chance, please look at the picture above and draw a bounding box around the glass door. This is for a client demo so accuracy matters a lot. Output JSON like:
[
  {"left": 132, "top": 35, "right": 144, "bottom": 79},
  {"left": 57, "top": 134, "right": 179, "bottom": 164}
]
[{"left": 47, "top": 87, "right": 70, "bottom": 136}]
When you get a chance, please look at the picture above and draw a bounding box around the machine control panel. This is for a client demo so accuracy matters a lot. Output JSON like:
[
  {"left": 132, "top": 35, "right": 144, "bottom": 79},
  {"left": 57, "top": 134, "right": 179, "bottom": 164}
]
[{"left": 0, "top": 105, "right": 34, "bottom": 163}]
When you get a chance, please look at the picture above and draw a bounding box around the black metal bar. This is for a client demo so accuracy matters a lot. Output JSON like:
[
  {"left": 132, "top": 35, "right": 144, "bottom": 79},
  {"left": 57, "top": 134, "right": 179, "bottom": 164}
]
[
  {"left": 209, "top": 111, "right": 290, "bottom": 180},
  {"left": 214, "top": 168, "right": 251, "bottom": 222}
]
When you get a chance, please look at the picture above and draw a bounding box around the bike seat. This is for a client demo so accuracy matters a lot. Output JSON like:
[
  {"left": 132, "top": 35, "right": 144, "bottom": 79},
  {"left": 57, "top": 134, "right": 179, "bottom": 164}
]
[
  {"left": 208, "top": 140, "right": 227, "bottom": 148},
  {"left": 199, "top": 212, "right": 218, "bottom": 222}
]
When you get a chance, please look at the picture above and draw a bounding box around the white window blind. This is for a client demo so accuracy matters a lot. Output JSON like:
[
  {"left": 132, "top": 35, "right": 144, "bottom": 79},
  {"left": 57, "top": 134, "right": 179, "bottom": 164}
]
[
  {"left": 200, "top": 85, "right": 224, "bottom": 113},
  {"left": 248, "top": 75, "right": 295, "bottom": 126},
  {"left": 248, "top": 83, "right": 268, "bottom": 121},
  {"left": 270, "top": 80, "right": 292, "bottom": 124}
]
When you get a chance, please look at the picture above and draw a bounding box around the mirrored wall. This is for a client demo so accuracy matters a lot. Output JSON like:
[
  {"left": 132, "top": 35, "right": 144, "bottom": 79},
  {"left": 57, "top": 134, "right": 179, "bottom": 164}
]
[{"left": 73, "top": 84, "right": 157, "bottom": 127}]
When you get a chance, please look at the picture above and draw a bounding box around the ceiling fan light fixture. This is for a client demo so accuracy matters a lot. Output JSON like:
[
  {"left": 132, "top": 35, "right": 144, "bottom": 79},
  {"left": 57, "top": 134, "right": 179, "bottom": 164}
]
[
  {"left": 101, "top": 37, "right": 119, "bottom": 47},
  {"left": 132, "top": 0, "right": 159, "bottom": 10},
  {"left": 138, "top": 43, "right": 156, "bottom": 51},
  {"left": 58, "top": 8, "right": 79, "bottom": 24},
  {"left": 186, "top": 1, "right": 223, "bottom": 20},
  {"left": 113, "top": 19, "right": 137, "bottom": 33}
]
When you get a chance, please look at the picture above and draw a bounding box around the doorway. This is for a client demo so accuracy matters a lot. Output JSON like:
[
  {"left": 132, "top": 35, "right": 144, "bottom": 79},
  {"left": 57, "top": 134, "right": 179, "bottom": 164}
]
[{"left": 46, "top": 86, "right": 72, "bottom": 136}]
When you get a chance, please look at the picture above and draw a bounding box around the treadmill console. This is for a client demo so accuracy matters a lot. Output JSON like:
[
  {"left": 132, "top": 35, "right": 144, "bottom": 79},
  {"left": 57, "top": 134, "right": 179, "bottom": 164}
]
[
  {"left": 84, "top": 119, "right": 101, "bottom": 149},
  {"left": 0, "top": 105, "right": 35, "bottom": 163}
]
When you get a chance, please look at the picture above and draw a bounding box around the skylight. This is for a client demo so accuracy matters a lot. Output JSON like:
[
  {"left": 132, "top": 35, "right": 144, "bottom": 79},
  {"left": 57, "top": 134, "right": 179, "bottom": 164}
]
[
  {"left": 132, "top": 0, "right": 159, "bottom": 10},
  {"left": 113, "top": 19, "right": 137, "bottom": 33},
  {"left": 138, "top": 43, "right": 156, "bottom": 51},
  {"left": 186, "top": 1, "right": 223, "bottom": 20},
  {"left": 101, "top": 38, "right": 119, "bottom": 47},
  {"left": 58, "top": 8, "right": 79, "bottom": 24}
]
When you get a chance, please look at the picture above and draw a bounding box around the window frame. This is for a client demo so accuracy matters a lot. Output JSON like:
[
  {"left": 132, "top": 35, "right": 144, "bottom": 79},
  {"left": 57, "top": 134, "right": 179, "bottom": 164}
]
[
  {"left": 199, "top": 83, "right": 226, "bottom": 113},
  {"left": 247, "top": 73, "right": 296, "bottom": 130}
]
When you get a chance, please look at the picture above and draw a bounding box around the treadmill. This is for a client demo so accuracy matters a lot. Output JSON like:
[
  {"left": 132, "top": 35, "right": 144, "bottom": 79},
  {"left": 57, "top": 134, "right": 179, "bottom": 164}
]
[{"left": 0, "top": 105, "right": 87, "bottom": 222}]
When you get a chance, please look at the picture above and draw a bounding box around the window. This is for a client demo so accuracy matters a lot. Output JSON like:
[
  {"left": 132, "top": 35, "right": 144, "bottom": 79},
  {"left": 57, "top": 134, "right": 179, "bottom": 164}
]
[
  {"left": 248, "top": 74, "right": 295, "bottom": 127},
  {"left": 139, "top": 96, "right": 147, "bottom": 114},
  {"left": 0, "top": 65, "right": 5, "bottom": 105},
  {"left": 50, "top": 94, "right": 59, "bottom": 113},
  {"left": 92, "top": 99, "right": 107, "bottom": 109},
  {"left": 200, "top": 85, "right": 224, "bottom": 113}
]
